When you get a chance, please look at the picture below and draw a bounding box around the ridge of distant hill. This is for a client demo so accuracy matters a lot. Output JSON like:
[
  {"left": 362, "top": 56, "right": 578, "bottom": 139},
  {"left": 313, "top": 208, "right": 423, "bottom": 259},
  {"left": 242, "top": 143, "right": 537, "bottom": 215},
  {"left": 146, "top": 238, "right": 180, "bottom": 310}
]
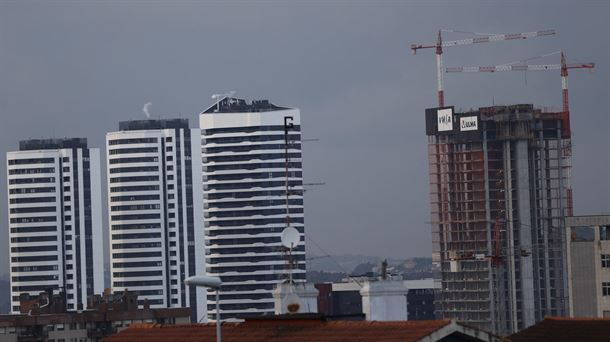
[{"left": 307, "top": 253, "right": 431, "bottom": 273}]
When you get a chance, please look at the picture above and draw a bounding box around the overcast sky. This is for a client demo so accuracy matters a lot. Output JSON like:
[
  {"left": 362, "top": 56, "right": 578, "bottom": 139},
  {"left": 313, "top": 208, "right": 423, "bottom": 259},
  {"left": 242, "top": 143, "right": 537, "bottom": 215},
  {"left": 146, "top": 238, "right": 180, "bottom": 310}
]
[{"left": 0, "top": 0, "right": 608, "bottom": 276}]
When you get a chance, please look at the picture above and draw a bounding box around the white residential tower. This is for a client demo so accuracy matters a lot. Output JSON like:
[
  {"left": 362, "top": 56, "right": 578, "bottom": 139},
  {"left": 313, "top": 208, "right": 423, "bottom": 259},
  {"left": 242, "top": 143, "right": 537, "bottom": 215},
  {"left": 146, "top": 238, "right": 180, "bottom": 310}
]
[
  {"left": 200, "top": 97, "right": 307, "bottom": 319},
  {"left": 6, "top": 138, "right": 104, "bottom": 313},
  {"left": 106, "top": 119, "right": 205, "bottom": 322}
]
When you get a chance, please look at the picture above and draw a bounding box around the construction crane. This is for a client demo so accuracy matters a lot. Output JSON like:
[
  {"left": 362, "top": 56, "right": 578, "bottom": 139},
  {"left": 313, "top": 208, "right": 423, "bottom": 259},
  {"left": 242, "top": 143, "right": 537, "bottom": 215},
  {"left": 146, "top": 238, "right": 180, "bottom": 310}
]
[
  {"left": 448, "top": 218, "right": 507, "bottom": 270},
  {"left": 445, "top": 51, "right": 595, "bottom": 138},
  {"left": 411, "top": 29, "right": 556, "bottom": 107}
]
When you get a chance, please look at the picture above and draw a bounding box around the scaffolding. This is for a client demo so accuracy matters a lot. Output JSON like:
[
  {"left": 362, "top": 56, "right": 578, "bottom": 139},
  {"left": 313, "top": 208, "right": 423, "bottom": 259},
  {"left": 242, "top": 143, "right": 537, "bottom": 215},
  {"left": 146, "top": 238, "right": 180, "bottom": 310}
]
[{"left": 427, "top": 104, "right": 571, "bottom": 336}]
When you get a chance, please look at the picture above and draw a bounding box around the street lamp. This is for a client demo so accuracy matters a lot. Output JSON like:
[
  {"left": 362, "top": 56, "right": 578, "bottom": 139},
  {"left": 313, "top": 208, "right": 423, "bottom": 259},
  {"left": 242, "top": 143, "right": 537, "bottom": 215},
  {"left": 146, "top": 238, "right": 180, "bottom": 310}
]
[{"left": 185, "top": 275, "right": 222, "bottom": 342}]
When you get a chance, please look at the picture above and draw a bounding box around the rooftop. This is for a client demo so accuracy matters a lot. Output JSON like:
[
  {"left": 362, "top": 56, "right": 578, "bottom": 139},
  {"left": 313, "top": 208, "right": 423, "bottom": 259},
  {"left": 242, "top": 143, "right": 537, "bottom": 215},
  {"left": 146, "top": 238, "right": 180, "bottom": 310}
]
[
  {"left": 102, "top": 316, "right": 499, "bottom": 342},
  {"left": 118, "top": 118, "right": 189, "bottom": 131},
  {"left": 19, "top": 138, "right": 88, "bottom": 151},
  {"left": 508, "top": 317, "right": 610, "bottom": 342},
  {"left": 203, "top": 97, "right": 288, "bottom": 114}
]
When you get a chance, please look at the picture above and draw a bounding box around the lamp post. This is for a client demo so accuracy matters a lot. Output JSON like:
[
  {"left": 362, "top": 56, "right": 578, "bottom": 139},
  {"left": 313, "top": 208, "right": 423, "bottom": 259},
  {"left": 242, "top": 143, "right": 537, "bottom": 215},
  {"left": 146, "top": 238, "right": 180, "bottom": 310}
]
[{"left": 185, "top": 275, "right": 222, "bottom": 342}]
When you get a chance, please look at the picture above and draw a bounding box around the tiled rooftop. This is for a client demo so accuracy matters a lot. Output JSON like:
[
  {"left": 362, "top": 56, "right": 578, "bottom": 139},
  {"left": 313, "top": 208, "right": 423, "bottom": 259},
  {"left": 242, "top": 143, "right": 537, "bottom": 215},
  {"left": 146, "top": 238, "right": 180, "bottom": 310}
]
[
  {"left": 508, "top": 317, "right": 610, "bottom": 342},
  {"left": 102, "top": 318, "right": 458, "bottom": 342}
]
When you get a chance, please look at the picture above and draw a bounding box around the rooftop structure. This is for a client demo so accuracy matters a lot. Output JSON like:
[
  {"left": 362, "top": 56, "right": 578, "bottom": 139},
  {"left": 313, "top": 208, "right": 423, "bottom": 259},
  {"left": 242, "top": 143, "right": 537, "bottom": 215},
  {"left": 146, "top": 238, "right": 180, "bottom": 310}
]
[
  {"left": 203, "top": 97, "right": 288, "bottom": 113},
  {"left": 118, "top": 119, "right": 190, "bottom": 131},
  {"left": 19, "top": 138, "right": 88, "bottom": 151},
  {"left": 315, "top": 279, "right": 438, "bottom": 321}
]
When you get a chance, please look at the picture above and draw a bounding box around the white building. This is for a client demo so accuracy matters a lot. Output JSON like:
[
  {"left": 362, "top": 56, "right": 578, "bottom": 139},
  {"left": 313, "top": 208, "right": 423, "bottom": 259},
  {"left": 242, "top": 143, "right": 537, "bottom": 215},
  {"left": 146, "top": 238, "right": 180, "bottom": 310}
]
[
  {"left": 566, "top": 215, "right": 610, "bottom": 318},
  {"left": 6, "top": 138, "right": 104, "bottom": 313},
  {"left": 106, "top": 119, "right": 205, "bottom": 322},
  {"left": 200, "top": 97, "right": 306, "bottom": 319}
]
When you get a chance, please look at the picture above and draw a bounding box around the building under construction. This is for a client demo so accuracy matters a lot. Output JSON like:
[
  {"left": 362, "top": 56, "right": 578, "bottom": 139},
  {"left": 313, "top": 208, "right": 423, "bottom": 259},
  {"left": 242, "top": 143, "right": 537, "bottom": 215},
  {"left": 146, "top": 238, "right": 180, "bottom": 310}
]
[{"left": 425, "top": 104, "right": 572, "bottom": 335}]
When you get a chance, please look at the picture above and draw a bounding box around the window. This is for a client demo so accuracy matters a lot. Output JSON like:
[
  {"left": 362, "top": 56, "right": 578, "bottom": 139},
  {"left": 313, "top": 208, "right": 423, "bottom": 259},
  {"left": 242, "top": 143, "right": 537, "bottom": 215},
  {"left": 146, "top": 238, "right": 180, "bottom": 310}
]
[
  {"left": 603, "top": 255, "right": 610, "bottom": 268},
  {"left": 603, "top": 282, "right": 610, "bottom": 296},
  {"left": 601, "top": 226, "right": 610, "bottom": 241}
]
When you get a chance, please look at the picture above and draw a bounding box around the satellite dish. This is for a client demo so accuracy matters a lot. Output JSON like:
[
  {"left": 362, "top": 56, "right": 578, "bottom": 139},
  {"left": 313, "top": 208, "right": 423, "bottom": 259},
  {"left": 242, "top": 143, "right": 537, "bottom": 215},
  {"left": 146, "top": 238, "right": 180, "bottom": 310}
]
[{"left": 281, "top": 227, "right": 300, "bottom": 249}]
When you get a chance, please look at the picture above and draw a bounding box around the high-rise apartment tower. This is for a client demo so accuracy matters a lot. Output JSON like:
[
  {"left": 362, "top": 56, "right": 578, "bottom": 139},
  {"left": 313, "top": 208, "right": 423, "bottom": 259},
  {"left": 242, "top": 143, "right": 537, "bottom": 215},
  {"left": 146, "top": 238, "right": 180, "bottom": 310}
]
[
  {"left": 6, "top": 138, "right": 103, "bottom": 313},
  {"left": 106, "top": 119, "right": 205, "bottom": 322},
  {"left": 200, "top": 97, "right": 306, "bottom": 319},
  {"left": 426, "top": 104, "right": 572, "bottom": 335}
]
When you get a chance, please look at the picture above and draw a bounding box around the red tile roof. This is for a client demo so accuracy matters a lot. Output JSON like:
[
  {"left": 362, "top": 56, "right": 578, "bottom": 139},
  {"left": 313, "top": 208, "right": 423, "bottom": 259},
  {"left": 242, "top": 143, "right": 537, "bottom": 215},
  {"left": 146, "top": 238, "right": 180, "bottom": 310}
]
[
  {"left": 102, "top": 318, "right": 457, "bottom": 342},
  {"left": 508, "top": 317, "right": 610, "bottom": 342}
]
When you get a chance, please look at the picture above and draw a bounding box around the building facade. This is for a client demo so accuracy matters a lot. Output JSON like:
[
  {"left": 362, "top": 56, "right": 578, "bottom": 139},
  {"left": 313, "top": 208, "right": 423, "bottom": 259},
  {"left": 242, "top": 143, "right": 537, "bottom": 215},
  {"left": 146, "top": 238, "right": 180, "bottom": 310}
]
[
  {"left": 426, "top": 105, "right": 572, "bottom": 335},
  {"left": 106, "top": 119, "right": 205, "bottom": 322},
  {"left": 6, "top": 138, "right": 104, "bottom": 313},
  {"left": 200, "top": 97, "right": 306, "bottom": 319},
  {"left": 566, "top": 215, "right": 610, "bottom": 318}
]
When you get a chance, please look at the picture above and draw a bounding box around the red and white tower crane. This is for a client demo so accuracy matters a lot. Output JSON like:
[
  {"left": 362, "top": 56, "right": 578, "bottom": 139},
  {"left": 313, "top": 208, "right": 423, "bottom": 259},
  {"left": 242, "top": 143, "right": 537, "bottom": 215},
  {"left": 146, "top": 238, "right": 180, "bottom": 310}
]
[
  {"left": 411, "top": 29, "right": 556, "bottom": 107},
  {"left": 445, "top": 52, "right": 595, "bottom": 138}
]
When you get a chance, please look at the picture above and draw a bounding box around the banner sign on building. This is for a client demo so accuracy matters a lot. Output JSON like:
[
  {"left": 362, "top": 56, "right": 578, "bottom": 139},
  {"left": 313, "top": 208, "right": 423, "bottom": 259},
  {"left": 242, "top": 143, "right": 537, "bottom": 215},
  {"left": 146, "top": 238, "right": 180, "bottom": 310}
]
[
  {"left": 460, "top": 116, "right": 478, "bottom": 131},
  {"left": 437, "top": 108, "right": 453, "bottom": 132}
]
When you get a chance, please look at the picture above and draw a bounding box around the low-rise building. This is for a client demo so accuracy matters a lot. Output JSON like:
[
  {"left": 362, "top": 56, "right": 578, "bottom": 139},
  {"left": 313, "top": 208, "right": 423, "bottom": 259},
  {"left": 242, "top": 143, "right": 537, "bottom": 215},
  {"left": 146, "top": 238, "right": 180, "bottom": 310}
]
[{"left": 0, "top": 290, "right": 190, "bottom": 342}]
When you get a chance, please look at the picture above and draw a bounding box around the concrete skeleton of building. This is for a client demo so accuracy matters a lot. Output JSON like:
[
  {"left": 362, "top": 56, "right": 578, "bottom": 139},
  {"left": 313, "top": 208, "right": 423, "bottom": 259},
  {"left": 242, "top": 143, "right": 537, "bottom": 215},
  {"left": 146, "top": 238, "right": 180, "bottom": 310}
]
[
  {"left": 426, "top": 104, "right": 572, "bottom": 335},
  {"left": 6, "top": 138, "right": 104, "bottom": 313},
  {"left": 200, "top": 97, "right": 307, "bottom": 319},
  {"left": 566, "top": 215, "right": 610, "bottom": 318},
  {"left": 106, "top": 119, "right": 205, "bottom": 322}
]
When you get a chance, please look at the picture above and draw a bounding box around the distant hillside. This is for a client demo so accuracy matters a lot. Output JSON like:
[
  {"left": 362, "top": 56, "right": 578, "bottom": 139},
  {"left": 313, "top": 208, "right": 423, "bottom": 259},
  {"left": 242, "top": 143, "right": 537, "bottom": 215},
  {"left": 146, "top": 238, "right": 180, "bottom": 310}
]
[
  {"left": 307, "top": 254, "right": 381, "bottom": 273},
  {"left": 307, "top": 254, "right": 432, "bottom": 279}
]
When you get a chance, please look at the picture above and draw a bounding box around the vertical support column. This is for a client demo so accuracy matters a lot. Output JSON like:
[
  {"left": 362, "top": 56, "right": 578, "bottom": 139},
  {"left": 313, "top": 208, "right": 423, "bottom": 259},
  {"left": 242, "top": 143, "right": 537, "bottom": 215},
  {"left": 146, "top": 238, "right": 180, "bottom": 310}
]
[
  {"left": 516, "top": 140, "right": 535, "bottom": 328},
  {"left": 503, "top": 141, "right": 518, "bottom": 333}
]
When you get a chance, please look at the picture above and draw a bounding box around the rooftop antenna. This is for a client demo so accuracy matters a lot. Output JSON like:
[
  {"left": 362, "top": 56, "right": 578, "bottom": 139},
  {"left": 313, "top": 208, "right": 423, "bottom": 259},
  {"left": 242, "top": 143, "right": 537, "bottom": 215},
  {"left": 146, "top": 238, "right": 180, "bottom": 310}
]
[
  {"left": 211, "top": 91, "right": 236, "bottom": 112},
  {"left": 281, "top": 115, "right": 300, "bottom": 281},
  {"left": 280, "top": 115, "right": 301, "bottom": 313}
]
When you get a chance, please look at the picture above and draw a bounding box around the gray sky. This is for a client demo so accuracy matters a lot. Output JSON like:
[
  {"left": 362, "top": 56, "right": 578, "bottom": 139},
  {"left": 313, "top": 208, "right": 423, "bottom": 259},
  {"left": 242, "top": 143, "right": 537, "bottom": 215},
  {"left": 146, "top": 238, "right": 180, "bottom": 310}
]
[{"left": 0, "top": 0, "right": 609, "bottom": 276}]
